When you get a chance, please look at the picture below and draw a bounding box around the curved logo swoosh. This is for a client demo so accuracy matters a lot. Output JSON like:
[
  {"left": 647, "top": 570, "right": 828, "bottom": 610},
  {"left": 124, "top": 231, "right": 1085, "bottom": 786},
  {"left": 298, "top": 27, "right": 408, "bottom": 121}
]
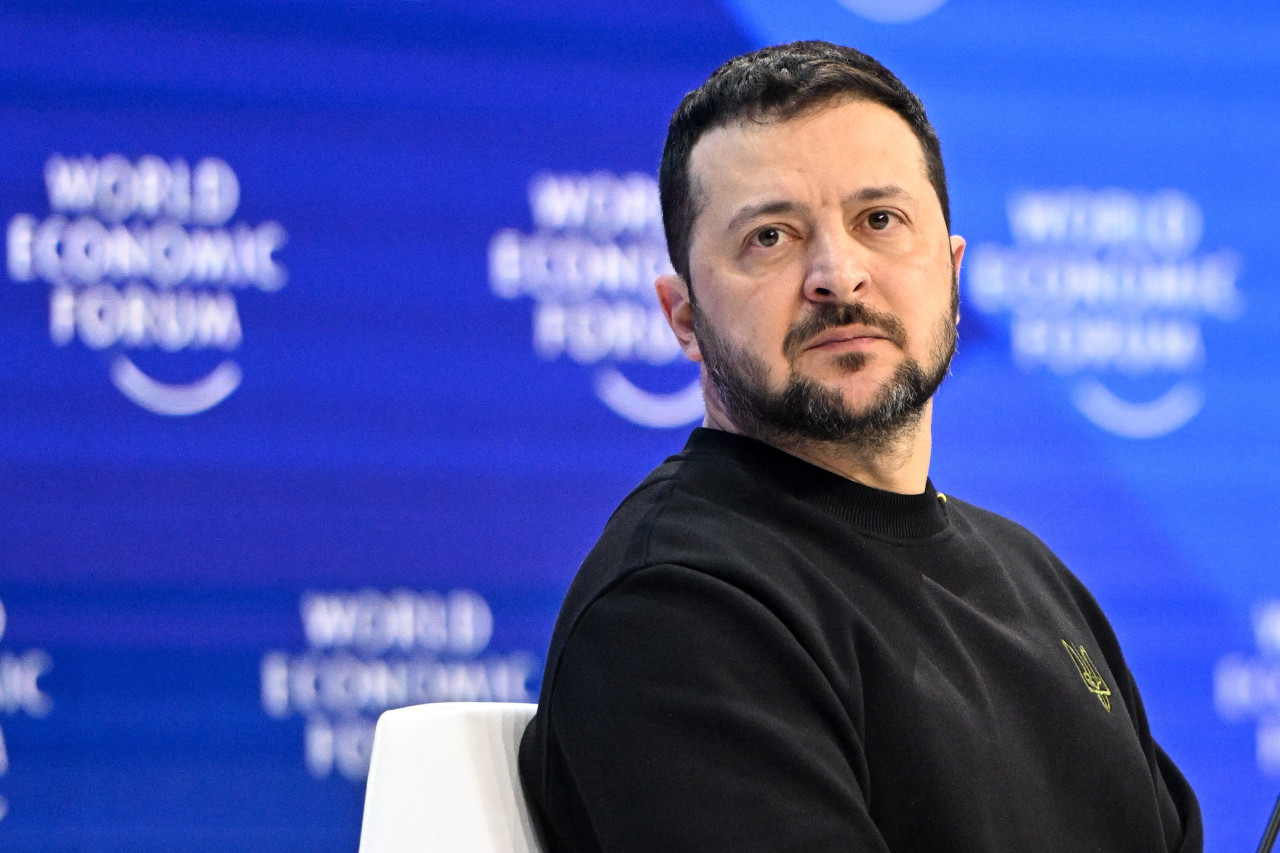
[
  {"left": 836, "top": 0, "right": 949, "bottom": 23},
  {"left": 110, "top": 356, "right": 242, "bottom": 416},
  {"left": 593, "top": 368, "right": 704, "bottom": 428},
  {"left": 1070, "top": 379, "right": 1203, "bottom": 439}
]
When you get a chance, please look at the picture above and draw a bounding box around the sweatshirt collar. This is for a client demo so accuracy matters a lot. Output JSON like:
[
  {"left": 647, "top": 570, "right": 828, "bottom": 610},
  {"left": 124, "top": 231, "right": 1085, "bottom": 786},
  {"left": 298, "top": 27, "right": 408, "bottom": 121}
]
[{"left": 682, "top": 428, "right": 949, "bottom": 540}]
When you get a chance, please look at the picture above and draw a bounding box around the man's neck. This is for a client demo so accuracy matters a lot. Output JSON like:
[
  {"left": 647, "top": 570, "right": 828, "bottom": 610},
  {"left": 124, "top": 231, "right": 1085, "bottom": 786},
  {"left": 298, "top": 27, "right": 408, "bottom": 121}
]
[{"left": 702, "top": 400, "right": 934, "bottom": 495}]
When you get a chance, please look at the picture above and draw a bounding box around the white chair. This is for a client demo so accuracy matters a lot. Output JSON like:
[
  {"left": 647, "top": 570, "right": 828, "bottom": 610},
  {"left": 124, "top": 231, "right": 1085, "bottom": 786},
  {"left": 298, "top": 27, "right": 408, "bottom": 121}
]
[{"left": 358, "top": 702, "right": 546, "bottom": 853}]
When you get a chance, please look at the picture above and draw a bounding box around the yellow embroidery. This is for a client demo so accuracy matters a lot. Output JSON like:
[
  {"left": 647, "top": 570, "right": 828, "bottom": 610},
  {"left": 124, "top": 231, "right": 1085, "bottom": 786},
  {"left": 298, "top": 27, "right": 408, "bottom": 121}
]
[{"left": 1061, "top": 640, "right": 1112, "bottom": 711}]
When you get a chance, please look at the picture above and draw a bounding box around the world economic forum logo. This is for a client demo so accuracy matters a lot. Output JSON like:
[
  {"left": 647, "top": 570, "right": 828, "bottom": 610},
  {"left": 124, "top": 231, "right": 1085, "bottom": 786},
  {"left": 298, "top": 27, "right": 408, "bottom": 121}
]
[
  {"left": 0, "top": 597, "right": 53, "bottom": 824},
  {"left": 488, "top": 171, "right": 703, "bottom": 428},
  {"left": 5, "top": 154, "right": 286, "bottom": 415},
  {"left": 260, "top": 588, "right": 535, "bottom": 781},
  {"left": 1215, "top": 600, "right": 1280, "bottom": 777},
  {"left": 966, "top": 188, "right": 1243, "bottom": 438}
]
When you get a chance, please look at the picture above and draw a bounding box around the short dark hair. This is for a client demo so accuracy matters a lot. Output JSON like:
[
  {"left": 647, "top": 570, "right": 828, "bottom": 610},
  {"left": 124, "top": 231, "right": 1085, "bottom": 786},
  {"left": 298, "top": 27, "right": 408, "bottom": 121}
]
[{"left": 659, "top": 41, "right": 951, "bottom": 285}]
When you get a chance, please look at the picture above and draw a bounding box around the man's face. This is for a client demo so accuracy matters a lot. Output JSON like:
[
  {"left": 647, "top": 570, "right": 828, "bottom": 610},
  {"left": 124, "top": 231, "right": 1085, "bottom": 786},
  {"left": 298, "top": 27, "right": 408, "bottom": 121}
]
[{"left": 662, "top": 98, "right": 965, "bottom": 448}]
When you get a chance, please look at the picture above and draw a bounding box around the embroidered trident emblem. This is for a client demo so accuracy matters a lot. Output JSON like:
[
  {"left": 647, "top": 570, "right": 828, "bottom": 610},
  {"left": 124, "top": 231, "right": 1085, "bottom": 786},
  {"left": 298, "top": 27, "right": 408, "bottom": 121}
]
[{"left": 1061, "top": 640, "right": 1113, "bottom": 711}]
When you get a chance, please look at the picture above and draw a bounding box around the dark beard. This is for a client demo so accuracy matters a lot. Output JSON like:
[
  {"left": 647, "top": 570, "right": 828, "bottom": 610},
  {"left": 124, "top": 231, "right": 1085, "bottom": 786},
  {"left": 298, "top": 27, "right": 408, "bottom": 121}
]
[{"left": 693, "top": 297, "right": 957, "bottom": 452}]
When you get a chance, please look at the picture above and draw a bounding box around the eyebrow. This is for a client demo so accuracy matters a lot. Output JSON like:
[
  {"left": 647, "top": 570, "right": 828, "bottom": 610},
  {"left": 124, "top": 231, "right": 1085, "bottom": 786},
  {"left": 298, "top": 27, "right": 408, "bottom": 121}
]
[
  {"left": 847, "top": 185, "right": 913, "bottom": 206},
  {"left": 724, "top": 200, "right": 801, "bottom": 235},
  {"left": 723, "top": 185, "right": 915, "bottom": 234}
]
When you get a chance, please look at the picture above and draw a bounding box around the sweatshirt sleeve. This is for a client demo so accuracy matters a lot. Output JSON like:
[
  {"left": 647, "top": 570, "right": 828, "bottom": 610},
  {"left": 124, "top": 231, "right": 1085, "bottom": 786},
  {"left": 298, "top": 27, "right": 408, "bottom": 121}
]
[{"left": 534, "top": 563, "right": 889, "bottom": 853}]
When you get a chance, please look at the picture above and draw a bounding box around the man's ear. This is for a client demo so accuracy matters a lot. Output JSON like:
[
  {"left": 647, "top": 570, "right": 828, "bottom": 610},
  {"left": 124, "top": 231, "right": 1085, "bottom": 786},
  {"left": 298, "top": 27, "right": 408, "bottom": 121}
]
[
  {"left": 949, "top": 234, "right": 966, "bottom": 325},
  {"left": 655, "top": 273, "right": 702, "bottom": 363}
]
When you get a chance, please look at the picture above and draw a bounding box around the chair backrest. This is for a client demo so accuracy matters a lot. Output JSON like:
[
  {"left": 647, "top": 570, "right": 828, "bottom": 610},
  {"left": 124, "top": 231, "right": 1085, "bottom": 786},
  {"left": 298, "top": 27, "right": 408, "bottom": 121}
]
[{"left": 359, "top": 701, "right": 545, "bottom": 853}]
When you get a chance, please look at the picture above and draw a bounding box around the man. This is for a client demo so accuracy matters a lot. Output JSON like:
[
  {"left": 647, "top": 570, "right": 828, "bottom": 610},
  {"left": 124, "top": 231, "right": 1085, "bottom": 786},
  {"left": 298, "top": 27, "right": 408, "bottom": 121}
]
[{"left": 519, "top": 41, "right": 1202, "bottom": 852}]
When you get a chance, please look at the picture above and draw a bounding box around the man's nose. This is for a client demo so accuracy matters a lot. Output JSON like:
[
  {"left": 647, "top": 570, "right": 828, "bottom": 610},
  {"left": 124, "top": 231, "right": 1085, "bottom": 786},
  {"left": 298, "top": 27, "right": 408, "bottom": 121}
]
[{"left": 802, "top": 230, "right": 870, "bottom": 303}]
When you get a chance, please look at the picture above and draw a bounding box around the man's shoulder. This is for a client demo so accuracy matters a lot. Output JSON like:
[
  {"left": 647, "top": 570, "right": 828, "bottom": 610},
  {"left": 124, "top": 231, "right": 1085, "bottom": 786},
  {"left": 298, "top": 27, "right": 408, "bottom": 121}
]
[
  {"left": 939, "top": 493, "right": 1101, "bottom": 605},
  {"left": 568, "top": 436, "right": 774, "bottom": 602},
  {"left": 942, "top": 494, "right": 1056, "bottom": 552}
]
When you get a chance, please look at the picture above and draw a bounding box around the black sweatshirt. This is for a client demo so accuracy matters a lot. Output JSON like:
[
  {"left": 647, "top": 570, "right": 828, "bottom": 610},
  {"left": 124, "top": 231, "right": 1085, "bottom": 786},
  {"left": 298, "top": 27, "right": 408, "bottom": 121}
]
[{"left": 520, "top": 428, "right": 1202, "bottom": 853}]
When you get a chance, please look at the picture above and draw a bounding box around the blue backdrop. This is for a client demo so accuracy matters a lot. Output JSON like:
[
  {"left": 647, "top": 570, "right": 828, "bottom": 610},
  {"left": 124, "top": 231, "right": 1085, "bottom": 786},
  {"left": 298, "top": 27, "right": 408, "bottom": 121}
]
[{"left": 1, "top": 1, "right": 1277, "bottom": 850}]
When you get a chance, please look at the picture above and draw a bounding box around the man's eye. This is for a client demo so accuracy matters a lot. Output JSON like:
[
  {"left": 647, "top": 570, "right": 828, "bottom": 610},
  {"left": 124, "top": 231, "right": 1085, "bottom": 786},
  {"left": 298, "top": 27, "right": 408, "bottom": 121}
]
[
  {"left": 754, "top": 227, "right": 781, "bottom": 247},
  {"left": 867, "top": 211, "right": 895, "bottom": 231}
]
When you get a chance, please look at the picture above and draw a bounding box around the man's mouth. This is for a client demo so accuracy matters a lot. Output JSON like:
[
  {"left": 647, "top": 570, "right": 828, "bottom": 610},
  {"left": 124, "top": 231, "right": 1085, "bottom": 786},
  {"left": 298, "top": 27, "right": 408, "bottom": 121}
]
[
  {"left": 782, "top": 302, "right": 908, "bottom": 359},
  {"left": 804, "top": 326, "right": 890, "bottom": 352}
]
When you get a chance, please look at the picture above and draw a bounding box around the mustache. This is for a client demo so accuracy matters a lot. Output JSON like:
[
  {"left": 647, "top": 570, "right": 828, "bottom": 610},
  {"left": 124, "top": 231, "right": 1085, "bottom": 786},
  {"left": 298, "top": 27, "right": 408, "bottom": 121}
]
[{"left": 782, "top": 301, "right": 908, "bottom": 360}]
